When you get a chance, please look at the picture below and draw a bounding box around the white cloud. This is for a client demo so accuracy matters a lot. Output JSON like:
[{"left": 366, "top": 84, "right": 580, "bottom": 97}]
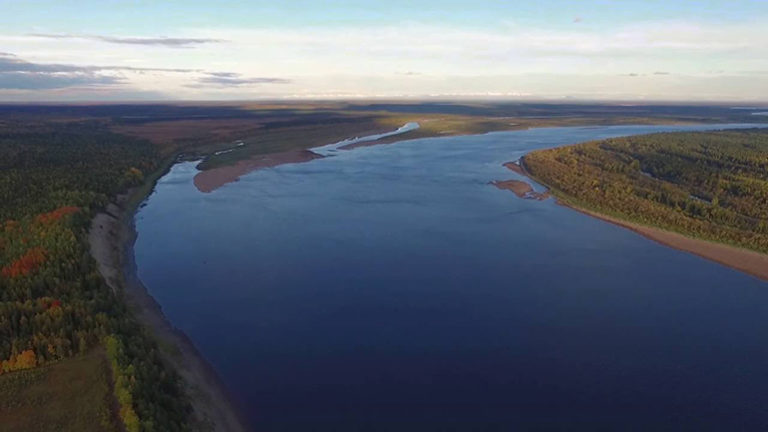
[
  {"left": 172, "top": 19, "right": 768, "bottom": 80},
  {"left": 1, "top": 18, "right": 767, "bottom": 100}
]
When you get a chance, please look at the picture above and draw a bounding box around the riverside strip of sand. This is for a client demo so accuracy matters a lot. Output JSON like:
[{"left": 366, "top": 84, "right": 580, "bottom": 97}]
[
  {"left": 507, "top": 158, "right": 768, "bottom": 282},
  {"left": 89, "top": 185, "right": 250, "bottom": 431},
  {"left": 564, "top": 204, "right": 768, "bottom": 281}
]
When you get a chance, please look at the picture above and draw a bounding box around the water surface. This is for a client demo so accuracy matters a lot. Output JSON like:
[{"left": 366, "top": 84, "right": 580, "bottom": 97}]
[{"left": 136, "top": 124, "right": 768, "bottom": 431}]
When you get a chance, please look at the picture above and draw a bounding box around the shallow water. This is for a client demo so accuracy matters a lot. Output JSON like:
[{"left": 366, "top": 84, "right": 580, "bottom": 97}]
[
  {"left": 312, "top": 121, "right": 420, "bottom": 156},
  {"left": 136, "top": 124, "right": 768, "bottom": 431}
]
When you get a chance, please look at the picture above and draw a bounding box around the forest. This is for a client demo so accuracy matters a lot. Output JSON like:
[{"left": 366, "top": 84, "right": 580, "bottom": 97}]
[
  {"left": 0, "top": 119, "right": 190, "bottom": 431},
  {"left": 524, "top": 129, "right": 768, "bottom": 253}
]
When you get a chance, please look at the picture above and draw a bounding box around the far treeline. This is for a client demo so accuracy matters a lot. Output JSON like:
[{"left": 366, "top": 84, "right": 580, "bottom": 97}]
[
  {"left": 524, "top": 129, "right": 768, "bottom": 253},
  {"left": 0, "top": 120, "right": 189, "bottom": 431}
]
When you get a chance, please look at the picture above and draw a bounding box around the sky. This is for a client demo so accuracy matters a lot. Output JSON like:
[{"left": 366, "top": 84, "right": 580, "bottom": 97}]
[{"left": 1, "top": 0, "right": 767, "bottom": 102}]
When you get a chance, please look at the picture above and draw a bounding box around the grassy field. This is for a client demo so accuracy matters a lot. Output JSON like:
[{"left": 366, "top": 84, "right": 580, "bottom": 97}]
[
  {"left": 0, "top": 350, "right": 120, "bottom": 432},
  {"left": 195, "top": 117, "right": 389, "bottom": 169}
]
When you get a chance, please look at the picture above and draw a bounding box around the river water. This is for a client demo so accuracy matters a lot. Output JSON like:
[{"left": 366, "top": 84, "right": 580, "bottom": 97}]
[{"left": 136, "top": 124, "right": 768, "bottom": 431}]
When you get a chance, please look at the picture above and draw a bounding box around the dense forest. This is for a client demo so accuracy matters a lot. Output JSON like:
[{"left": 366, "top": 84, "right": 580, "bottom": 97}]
[
  {"left": 524, "top": 129, "right": 768, "bottom": 253},
  {"left": 0, "top": 119, "right": 190, "bottom": 431}
]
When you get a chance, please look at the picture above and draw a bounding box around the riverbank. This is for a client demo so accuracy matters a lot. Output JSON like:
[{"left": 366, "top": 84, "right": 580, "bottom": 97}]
[
  {"left": 561, "top": 202, "right": 768, "bottom": 281},
  {"left": 512, "top": 157, "right": 768, "bottom": 282},
  {"left": 88, "top": 161, "right": 250, "bottom": 431}
]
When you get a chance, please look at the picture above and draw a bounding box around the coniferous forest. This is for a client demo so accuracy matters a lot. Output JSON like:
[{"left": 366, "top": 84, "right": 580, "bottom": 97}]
[{"left": 524, "top": 129, "right": 768, "bottom": 253}]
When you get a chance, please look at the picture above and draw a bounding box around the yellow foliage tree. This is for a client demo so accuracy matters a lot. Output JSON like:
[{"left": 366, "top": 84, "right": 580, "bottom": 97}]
[
  {"left": 15, "top": 350, "right": 37, "bottom": 369},
  {"left": 0, "top": 349, "right": 37, "bottom": 373}
]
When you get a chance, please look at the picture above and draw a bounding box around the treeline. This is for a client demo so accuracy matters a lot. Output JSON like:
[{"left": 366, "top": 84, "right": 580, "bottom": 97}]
[
  {"left": 0, "top": 121, "right": 155, "bottom": 221},
  {"left": 0, "top": 120, "right": 190, "bottom": 430},
  {"left": 524, "top": 129, "right": 768, "bottom": 252}
]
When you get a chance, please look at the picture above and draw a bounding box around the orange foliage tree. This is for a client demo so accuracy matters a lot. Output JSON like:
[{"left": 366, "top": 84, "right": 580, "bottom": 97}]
[
  {"left": 1, "top": 246, "right": 47, "bottom": 278},
  {"left": 35, "top": 206, "right": 79, "bottom": 224}
]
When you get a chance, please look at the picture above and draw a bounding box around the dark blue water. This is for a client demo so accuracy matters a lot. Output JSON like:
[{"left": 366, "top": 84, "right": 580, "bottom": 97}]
[{"left": 136, "top": 125, "right": 768, "bottom": 431}]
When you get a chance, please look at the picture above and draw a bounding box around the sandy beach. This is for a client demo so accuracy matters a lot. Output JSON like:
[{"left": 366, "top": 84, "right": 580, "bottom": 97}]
[
  {"left": 562, "top": 204, "right": 768, "bottom": 281},
  {"left": 89, "top": 183, "right": 250, "bottom": 431}
]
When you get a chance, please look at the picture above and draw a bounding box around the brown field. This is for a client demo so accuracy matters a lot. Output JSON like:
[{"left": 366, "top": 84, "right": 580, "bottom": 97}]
[
  {"left": 0, "top": 350, "right": 120, "bottom": 432},
  {"left": 114, "top": 118, "right": 263, "bottom": 148}
]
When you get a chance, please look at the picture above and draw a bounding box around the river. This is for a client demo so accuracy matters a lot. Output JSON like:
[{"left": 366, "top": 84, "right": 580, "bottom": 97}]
[{"left": 136, "top": 124, "right": 768, "bottom": 431}]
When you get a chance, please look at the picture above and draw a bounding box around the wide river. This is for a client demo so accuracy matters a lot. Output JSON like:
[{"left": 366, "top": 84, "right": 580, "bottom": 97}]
[{"left": 136, "top": 124, "right": 768, "bottom": 431}]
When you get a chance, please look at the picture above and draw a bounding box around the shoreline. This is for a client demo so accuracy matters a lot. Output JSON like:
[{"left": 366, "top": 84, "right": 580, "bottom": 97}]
[
  {"left": 561, "top": 202, "right": 768, "bottom": 281},
  {"left": 512, "top": 158, "right": 768, "bottom": 282},
  {"left": 89, "top": 162, "right": 251, "bottom": 431},
  {"left": 85, "top": 122, "right": 765, "bottom": 429}
]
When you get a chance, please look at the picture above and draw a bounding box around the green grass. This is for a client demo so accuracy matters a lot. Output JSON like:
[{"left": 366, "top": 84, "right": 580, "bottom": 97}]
[{"left": 0, "top": 350, "right": 120, "bottom": 432}]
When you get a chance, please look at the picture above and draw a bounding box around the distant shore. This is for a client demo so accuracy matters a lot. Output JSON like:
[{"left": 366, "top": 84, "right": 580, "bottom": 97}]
[
  {"left": 89, "top": 163, "right": 250, "bottom": 431},
  {"left": 193, "top": 123, "right": 420, "bottom": 193},
  {"left": 510, "top": 158, "right": 768, "bottom": 282}
]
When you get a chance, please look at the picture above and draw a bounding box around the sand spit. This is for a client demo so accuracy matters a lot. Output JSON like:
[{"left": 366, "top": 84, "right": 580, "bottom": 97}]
[
  {"left": 194, "top": 149, "right": 322, "bottom": 193},
  {"left": 493, "top": 160, "right": 550, "bottom": 200},
  {"left": 492, "top": 179, "right": 550, "bottom": 200},
  {"left": 502, "top": 161, "right": 526, "bottom": 176}
]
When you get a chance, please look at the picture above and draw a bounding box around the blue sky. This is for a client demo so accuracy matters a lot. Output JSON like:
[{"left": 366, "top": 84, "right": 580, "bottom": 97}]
[{"left": 1, "top": 0, "right": 767, "bottom": 101}]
